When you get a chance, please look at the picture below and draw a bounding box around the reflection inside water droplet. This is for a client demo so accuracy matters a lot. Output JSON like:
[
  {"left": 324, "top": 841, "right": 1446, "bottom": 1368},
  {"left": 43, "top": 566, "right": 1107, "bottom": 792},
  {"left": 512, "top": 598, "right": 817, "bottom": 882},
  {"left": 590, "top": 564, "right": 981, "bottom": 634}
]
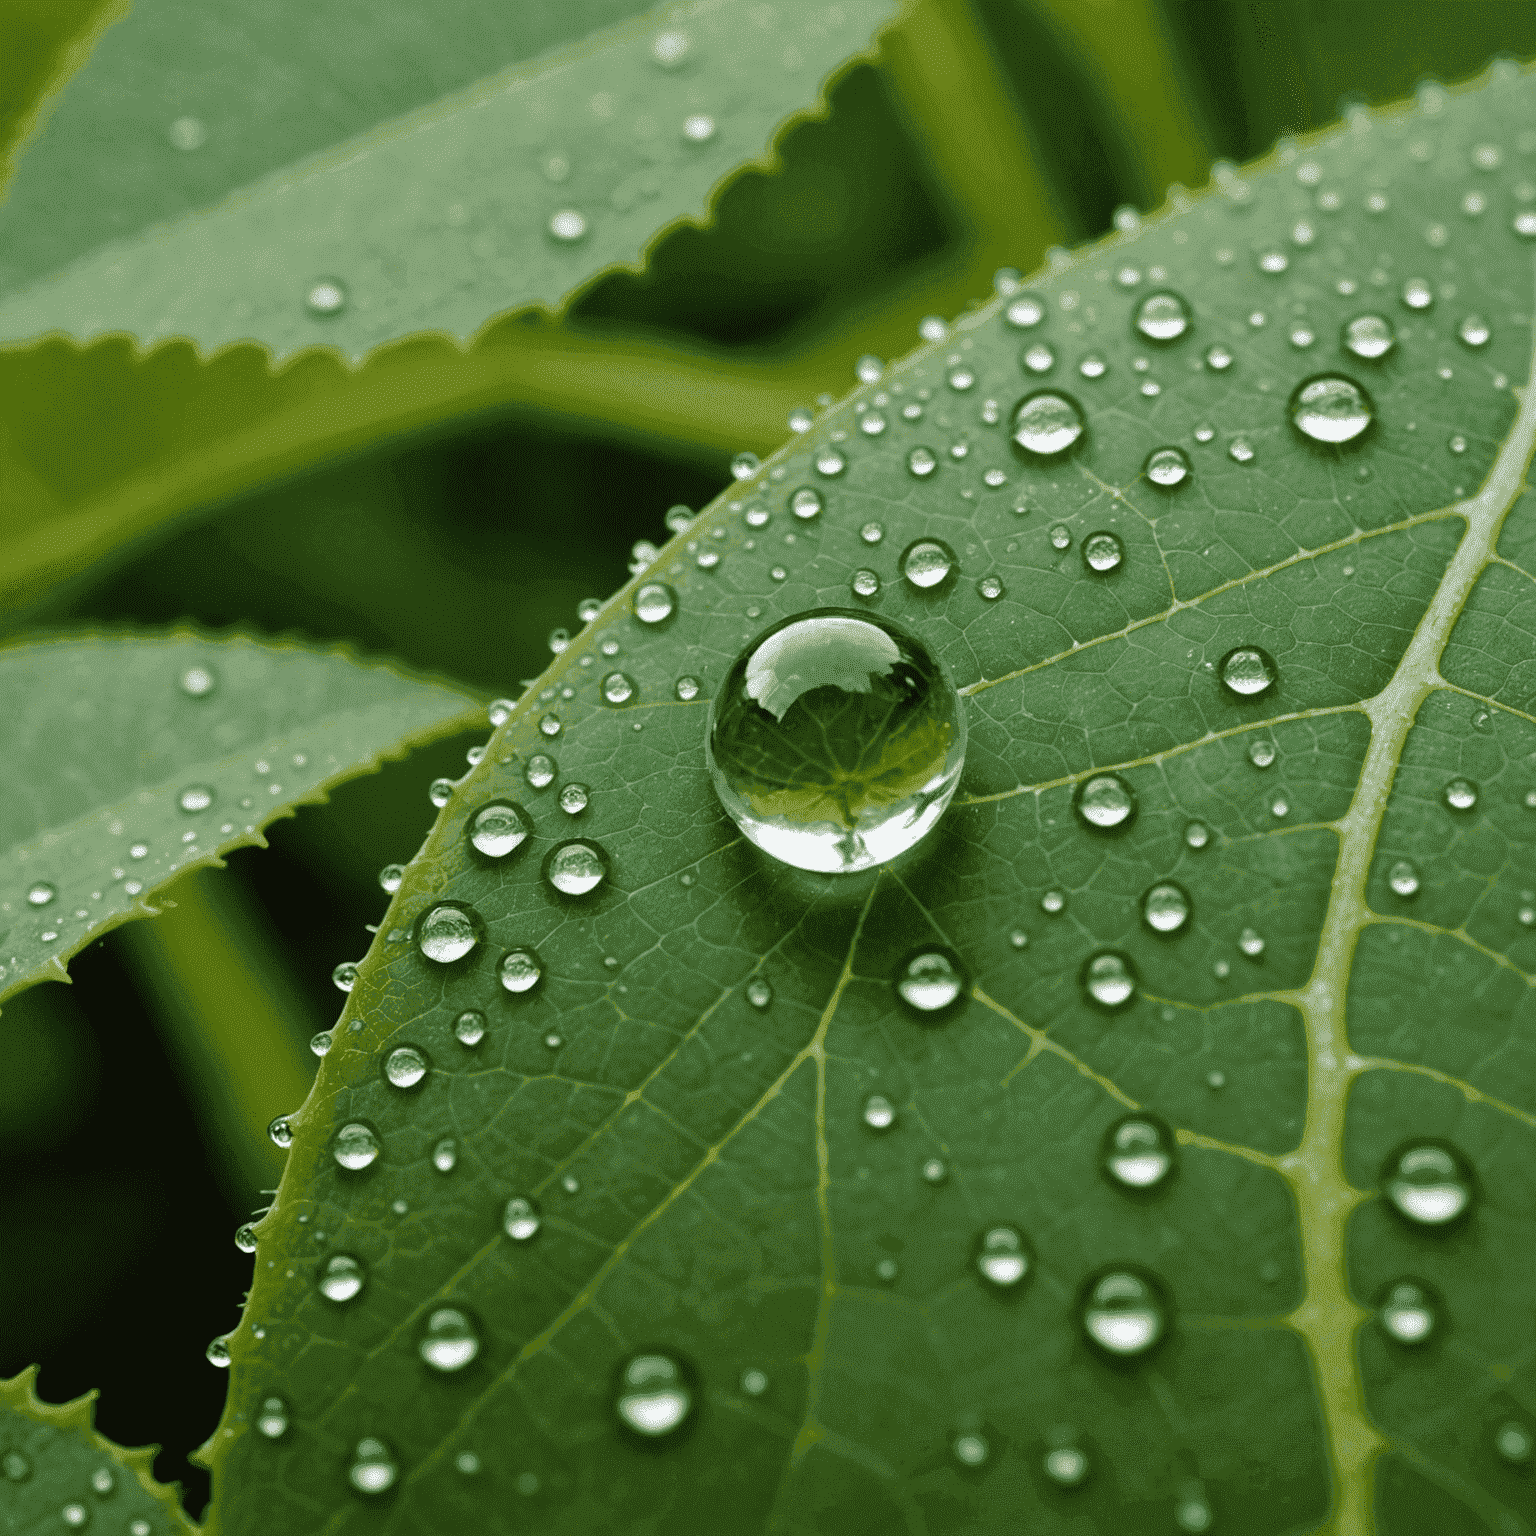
[
  {"left": 1082, "top": 531, "right": 1123, "bottom": 572},
  {"left": 1012, "top": 391, "right": 1085, "bottom": 455},
  {"left": 1218, "top": 646, "right": 1277, "bottom": 697},
  {"left": 1290, "top": 374, "right": 1374, "bottom": 443}
]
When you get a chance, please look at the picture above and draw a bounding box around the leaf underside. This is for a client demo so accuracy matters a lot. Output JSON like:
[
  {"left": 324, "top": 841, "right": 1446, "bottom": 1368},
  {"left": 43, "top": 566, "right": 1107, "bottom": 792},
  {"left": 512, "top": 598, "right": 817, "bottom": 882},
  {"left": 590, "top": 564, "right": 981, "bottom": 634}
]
[
  {"left": 210, "top": 67, "right": 1536, "bottom": 1535},
  {"left": 0, "top": 1367, "right": 199, "bottom": 1533},
  {"left": 0, "top": 0, "right": 901, "bottom": 363},
  {"left": 0, "top": 631, "right": 481, "bottom": 1005}
]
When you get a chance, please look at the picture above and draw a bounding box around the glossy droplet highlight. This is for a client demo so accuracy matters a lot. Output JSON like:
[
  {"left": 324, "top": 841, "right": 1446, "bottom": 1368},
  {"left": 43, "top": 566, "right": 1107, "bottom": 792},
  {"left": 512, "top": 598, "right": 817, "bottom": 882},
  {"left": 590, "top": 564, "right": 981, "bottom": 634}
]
[
  {"left": 454, "top": 1009, "right": 486, "bottom": 1046},
  {"left": 499, "top": 948, "right": 542, "bottom": 995},
  {"left": 417, "top": 901, "right": 482, "bottom": 962},
  {"left": 1388, "top": 859, "right": 1420, "bottom": 897},
  {"left": 549, "top": 209, "right": 587, "bottom": 242},
  {"left": 615, "top": 1352, "right": 694, "bottom": 1437},
  {"left": 862, "top": 1093, "right": 896, "bottom": 1130},
  {"left": 706, "top": 610, "right": 967, "bottom": 874},
  {"left": 504, "top": 1196, "right": 541, "bottom": 1242},
  {"left": 526, "top": 754, "right": 556, "bottom": 789},
  {"left": 332, "top": 1122, "right": 380, "bottom": 1171},
  {"left": 1342, "top": 313, "right": 1396, "bottom": 359},
  {"left": 432, "top": 1137, "right": 458, "bottom": 1173},
  {"left": 899, "top": 539, "right": 955, "bottom": 590},
  {"left": 1219, "top": 645, "right": 1277, "bottom": 698},
  {"left": 973, "top": 1224, "right": 1033, "bottom": 1289},
  {"left": 851, "top": 568, "right": 880, "bottom": 599},
  {"left": 349, "top": 1438, "right": 398, "bottom": 1495},
  {"left": 1145, "top": 447, "right": 1190, "bottom": 487},
  {"left": 907, "top": 446, "right": 937, "bottom": 478},
  {"left": 420, "top": 1307, "right": 480, "bottom": 1372},
  {"left": 206, "top": 1335, "right": 231, "bottom": 1368},
  {"left": 1103, "top": 1116, "right": 1176, "bottom": 1189},
  {"left": 384, "top": 1046, "right": 428, "bottom": 1089},
  {"left": 1082, "top": 951, "right": 1137, "bottom": 1009},
  {"left": 602, "top": 672, "right": 636, "bottom": 706},
  {"left": 468, "top": 801, "right": 532, "bottom": 860},
  {"left": 256, "top": 1397, "right": 288, "bottom": 1438},
  {"left": 1383, "top": 1140, "right": 1475, "bottom": 1225},
  {"left": 544, "top": 840, "right": 609, "bottom": 896},
  {"left": 1012, "top": 391, "right": 1085, "bottom": 456},
  {"left": 634, "top": 582, "right": 676, "bottom": 624},
  {"left": 1074, "top": 773, "right": 1135, "bottom": 831},
  {"left": 26, "top": 881, "right": 55, "bottom": 907},
  {"left": 267, "top": 1114, "right": 293, "bottom": 1149},
  {"left": 1458, "top": 315, "right": 1491, "bottom": 347},
  {"left": 1141, "top": 881, "right": 1190, "bottom": 934},
  {"left": 319, "top": 1253, "right": 366, "bottom": 1303},
  {"left": 1377, "top": 1278, "right": 1440, "bottom": 1344},
  {"left": 746, "top": 977, "right": 773, "bottom": 1009},
  {"left": 896, "top": 948, "right": 966, "bottom": 1015},
  {"left": 1290, "top": 374, "right": 1374, "bottom": 444},
  {"left": 1443, "top": 777, "right": 1478, "bottom": 811},
  {"left": 306, "top": 279, "right": 346, "bottom": 316},
  {"left": 1082, "top": 531, "right": 1123, "bottom": 573},
  {"left": 179, "top": 784, "right": 213, "bottom": 813},
  {"left": 1134, "top": 291, "right": 1191, "bottom": 342},
  {"left": 1080, "top": 1267, "right": 1168, "bottom": 1356}
]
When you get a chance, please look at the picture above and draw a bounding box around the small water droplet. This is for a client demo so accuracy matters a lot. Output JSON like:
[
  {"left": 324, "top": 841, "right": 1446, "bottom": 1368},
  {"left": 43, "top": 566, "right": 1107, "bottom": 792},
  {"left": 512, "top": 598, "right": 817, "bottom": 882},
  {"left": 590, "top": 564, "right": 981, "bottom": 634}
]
[
  {"left": 384, "top": 1045, "right": 428, "bottom": 1089},
  {"left": 851, "top": 568, "right": 881, "bottom": 599},
  {"left": 1227, "top": 436, "right": 1255, "bottom": 463},
  {"left": 1103, "top": 1116, "right": 1176, "bottom": 1188},
  {"left": 634, "top": 582, "right": 677, "bottom": 625},
  {"left": 1144, "top": 447, "right": 1191, "bottom": 488},
  {"left": 1383, "top": 1140, "right": 1474, "bottom": 1225},
  {"left": 1494, "top": 1420, "right": 1534, "bottom": 1466},
  {"left": 615, "top": 1352, "right": 694, "bottom": 1437},
  {"left": 675, "top": 675, "right": 701, "bottom": 702},
  {"left": 1041, "top": 888, "right": 1066, "bottom": 913},
  {"left": 682, "top": 113, "right": 715, "bottom": 143},
  {"left": 179, "top": 664, "right": 216, "bottom": 698},
  {"left": 1074, "top": 773, "right": 1135, "bottom": 831},
  {"left": 1135, "top": 291, "right": 1191, "bottom": 342},
  {"left": 973, "top": 1224, "right": 1032, "bottom": 1288},
  {"left": 349, "top": 1437, "right": 398, "bottom": 1495},
  {"left": 522, "top": 755, "right": 555, "bottom": 792},
  {"left": 332, "top": 1122, "right": 380, "bottom": 1171},
  {"left": 25, "top": 881, "right": 56, "bottom": 907},
  {"left": 1005, "top": 294, "right": 1045, "bottom": 328},
  {"left": 428, "top": 777, "right": 455, "bottom": 808},
  {"left": 907, "top": 446, "right": 938, "bottom": 478},
  {"left": 1291, "top": 373, "right": 1374, "bottom": 443},
  {"left": 1513, "top": 210, "right": 1536, "bottom": 239},
  {"left": 790, "top": 487, "right": 822, "bottom": 520},
  {"left": 895, "top": 948, "right": 966, "bottom": 1014},
  {"left": 501, "top": 1195, "right": 542, "bottom": 1242},
  {"left": 816, "top": 447, "right": 846, "bottom": 477},
  {"left": 947, "top": 366, "right": 975, "bottom": 391},
  {"left": 206, "top": 1335, "right": 232, "bottom": 1368},
  {"left": 863, "top": 1093, "right": 896, "bottom": 1130},
  {"left": 234, "top": 1222, "right": 258, "bottom": 1253},
  {"left": 469, "top": 801, "right": 532, "bottom": 859},
  {"left": 1443, "top": 777, "right": 1478, "bottom": 811},
  {"left": 377, "top": 863, "right": 404, "bottom": 893},
  {"left": 788, "top": 407, "right": 813, "bottom": 434},
  {"left": 267, "top": 1114, "right": 293, "bottom": 1149},
  {"left": 1239, "top": 926, "right": 1266, "bottom": 958},
  {"left": 558, "top": 783, "right": 590, "bottom": 817},
  {"left": 549, "top": 209, "right": 587, "bottom": 242},
  {"left": 602, "top": 672, "right": 636, "bottom": 706},
  {"left": 977, "top": 574, "right": 1005, "bottom": 601},
  {"left": 306, "top": 278, "right": 346, "bottom": 316},
  {"left": 1204, "top": 344, "right": 1233, "bottom": 371},
  {"left": 420, "top": 1307, "right": 480, "bottom": 1372},
  {"left": 1400, "top": 277, "right": 1434, "bottom": 312},
  {"left": 416, "top": 902, "right": 482, "bottom": 962},
  {"left": 1184, "top": 820, "right": 1210, "bottom": 849},
  {"left": 1141, "top": 881, "right": 1191, "bottom": 934},
  {"left": 1012, "top": 391, "right": 1085, "bottom": 455},
  {"left": 1082, "top": 531, "right": 1124, "bottom": 573},
  {"left": 1021, "top": 342, "right": 1055, "bottom": 374},
  {"left": 952, "top": 1431, "right": 989, "bottom": 1468},
  {"left": 1082, "top": 950, "right": 1137, "bottom": 1009},
  {"left": 922, "top": 1157, "right": 948, "bottom": 1184},
  {"left": 319, "top": 1253, "right": 366, "bottom": 1302},
  {"left": 1388, "top": 859, "right": 1420, "bottom": 897},
  {"left": 730, "top": 452, "right": 761, "bottom": 482},
  {"left": 1043, "top": 1440, "right": 1090, "bottom": 1488},
  {"left": 544, "top": 840, "right": 609, "bottom": 896},
  {"left": 1456, "top": 313, "right": 1492, "bottom": 348},
  {"left": 1078, "top": 352, "right": 1107, "bottom": 379},
  {"left": 855, "top": 354, "right": 884, "bottom": 383},
  {"left": 1248, "top": 738, "right": 1277, "bottom": 768},
  {"left": 1, "top": 1450, "right": 30, "bottom": 1482},
  {"left": 1080, "top": 1267, "right": 1167, "bottom": 1356},
  {"left": 1218, "top": 645, "right": 1277, "bottom": 698},
  {"left": 454, "top": 1008, "right": 487, "bottom": 1046},
  {"left": 256, "top": 1396, "right": 288, "bottom": 1438},
  {"left": 310, "top": 1030, "right": 333, "bottom": 1057},
  {"left": 746, "top": 977, "right": 773, "bottom": 1009},
  {"left": 433, "top": 1137, "right": 458, "bottom": 1173},
  {"left": 1377, "top": 1277, "right": 1440, "bottom": 1343},
  {"left": 1050, "top": 525, "right": 1072, "bottom": 551},
  {"left": 740, "top": 1367, "right": 769, "bottom": 1396},
  {"left": 1342, "top": 313, "right": 1395, "bottom": 360},
  {"left": 496, "top": 947, "right": 542, "bottom": 996},
  {"left": 899, "top": 538, "right": 956, "bottom": 589}
]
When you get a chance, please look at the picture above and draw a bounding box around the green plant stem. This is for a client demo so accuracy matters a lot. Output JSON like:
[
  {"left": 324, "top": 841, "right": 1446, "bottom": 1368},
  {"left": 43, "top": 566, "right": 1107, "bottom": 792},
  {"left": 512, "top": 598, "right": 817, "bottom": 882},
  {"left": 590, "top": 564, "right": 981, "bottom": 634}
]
[{"left": 115, "top": 865, "right": 316, "bottom": 1207}]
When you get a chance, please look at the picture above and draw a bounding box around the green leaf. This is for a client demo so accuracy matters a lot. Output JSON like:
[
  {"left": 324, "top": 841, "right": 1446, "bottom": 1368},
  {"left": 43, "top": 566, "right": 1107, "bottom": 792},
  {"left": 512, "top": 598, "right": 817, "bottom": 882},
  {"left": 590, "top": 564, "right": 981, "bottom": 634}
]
[
  {"left": 0, "top": 631, "right": 480, "bottom": 1005},
  {"left": 208, "top": 66, "right": 1536, "bottom": 1533},
  {"left": 0, "top": 1367, "right": 199, "bottom": 1532},
  {"left": 0, "top": 0, "right": 900, "bottom": 362}
]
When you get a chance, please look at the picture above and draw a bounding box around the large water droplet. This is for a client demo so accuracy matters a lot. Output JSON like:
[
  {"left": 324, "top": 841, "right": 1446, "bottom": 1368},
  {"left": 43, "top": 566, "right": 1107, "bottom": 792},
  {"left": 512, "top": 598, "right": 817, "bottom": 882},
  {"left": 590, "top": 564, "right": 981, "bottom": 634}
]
[
  {"left": 1082, "top": 951, "right": 1137, "bottom": 1009},
  {"left": 634, "top": 582, "right": 676, "bottom": 625},
  {"left": 899, "top": 539, "right": 956, "bottom": 589},
  {"left": 1382, "top": 1140, "right": 1475, "bottom": 1225},
  {"left": 614, "top": 1352, "right": 694, "bottom": 1437},
  {"left": 1145, "top": 447, "right": 1191, "bottom": 487},
  {"left": 705, "top": 610, "right": 967, "bottom": 874},
  {"left": 1012, "top": 391, "right": 1085, "bottom": 456},
  {"left": 1141, "top": 881, "right": 1190, "bottom": 934},
  {"left": 333, "top": 1122, "right": 381, "bottom": 1171},
  {"left": 1290, "top": 374, "right": 1374, "bottom": 444},
  {"left": 1074, "top": 773, "right": 1135, "bottom": 831},
  {"left": 1443, "top": 777, "right": 1478, "bottom": 811},
  {"left": 1080, "top": 1267, "right": 1168, "bottom": 1356},
  {"left": 1134, "top": 291, "right": 1191, "bottom": 342},
  {"left": 895, "top": 947, "right": 966, "bottom": 1014},
  {"left": 1103, "top": 1115, "right": 1176, "bottom": 1189},
  {"left": 973, "top": 1224, "right": 1033, "bottom": 1289},
  {"left": 1342, "top": 313, "right": 1396, "bottom": 359},
  {"left": 415, "top": 902, "right": 482, "bottom": 962},
  {"left": 544, "top": 840, "right": 609, "bottom": 896},
  {"left": 1218, "top": 645, "right": 1277, "bottom": 698},
  {"left": 420, "top": 1307, "right": 480, "bottom": 1372},
  {"left": 349, "top": 1438, "right": 398, "bottom": 1495},
  {"left": 504, "top": 1195, "right": 542, "bottom": 1241},
  {"left": 319, "top": 1253, "right": 366, "bottom": 1303},
  {"left": 384, "top": 1045, "right": 428, "bottom": 1089},
  {"left": 1377, "top": 1278, "right": 1440, "bottom": 1344},
  {"left": 1082, "top": 531, "right": 1124, "bottom": 573}
]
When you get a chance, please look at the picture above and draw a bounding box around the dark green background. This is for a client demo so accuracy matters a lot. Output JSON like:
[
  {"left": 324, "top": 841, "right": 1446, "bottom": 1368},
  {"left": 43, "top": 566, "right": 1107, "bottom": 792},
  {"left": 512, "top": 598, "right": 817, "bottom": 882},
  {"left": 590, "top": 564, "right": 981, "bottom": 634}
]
[{"left": 4, "top": 0, "right": 1536, "bottom": 1517}]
